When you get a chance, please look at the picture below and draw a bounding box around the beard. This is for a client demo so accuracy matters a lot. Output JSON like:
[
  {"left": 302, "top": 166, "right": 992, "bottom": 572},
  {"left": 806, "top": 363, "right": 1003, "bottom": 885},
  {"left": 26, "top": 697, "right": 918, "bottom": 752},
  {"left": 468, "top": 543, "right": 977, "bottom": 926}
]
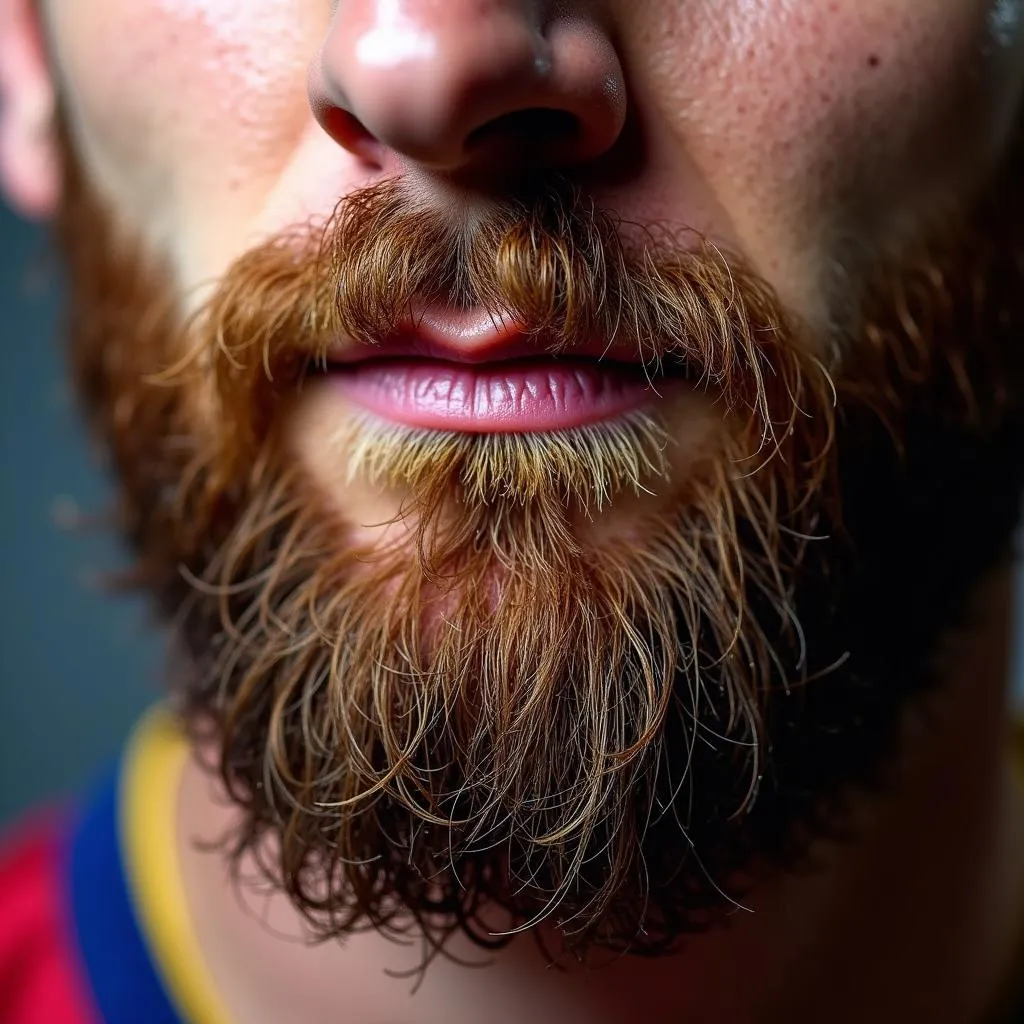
[{"left": 56, "top": 125, "right": 1024, "bottom": 960}]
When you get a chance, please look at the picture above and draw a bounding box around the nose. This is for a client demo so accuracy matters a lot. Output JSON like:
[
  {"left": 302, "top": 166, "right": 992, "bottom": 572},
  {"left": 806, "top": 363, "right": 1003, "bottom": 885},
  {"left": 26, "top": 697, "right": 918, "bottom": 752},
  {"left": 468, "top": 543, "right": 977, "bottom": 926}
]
[{"left": 308, "top": 0, "right": 627, "bottom": 176}]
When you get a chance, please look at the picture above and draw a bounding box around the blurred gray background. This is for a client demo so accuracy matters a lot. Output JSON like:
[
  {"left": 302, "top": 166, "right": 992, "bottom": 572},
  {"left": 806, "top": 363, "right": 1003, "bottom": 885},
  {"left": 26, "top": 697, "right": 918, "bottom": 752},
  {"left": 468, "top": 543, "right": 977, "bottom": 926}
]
[
  {"left": 0, "top": 199, "right": 158, "bottom": 825},
  {"left": 2, "top": 196, "right": 1024, "bottom": 828}
]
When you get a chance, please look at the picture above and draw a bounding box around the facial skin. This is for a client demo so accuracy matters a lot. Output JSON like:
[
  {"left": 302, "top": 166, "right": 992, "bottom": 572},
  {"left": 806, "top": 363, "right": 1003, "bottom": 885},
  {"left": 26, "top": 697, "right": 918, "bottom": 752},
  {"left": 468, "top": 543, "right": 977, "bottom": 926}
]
[
  {"left": 4, "top": 0, "right": 1024, "bottom": 970},
  {"left": 19, "top": 2, "right": 1024, "bottom": 317}
]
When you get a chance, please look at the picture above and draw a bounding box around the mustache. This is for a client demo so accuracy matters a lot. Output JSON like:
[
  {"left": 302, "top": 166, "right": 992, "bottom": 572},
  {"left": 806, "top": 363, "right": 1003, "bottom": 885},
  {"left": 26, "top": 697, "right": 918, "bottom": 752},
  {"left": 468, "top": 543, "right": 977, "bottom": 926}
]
[{"left": 194, "top": 177, "right": 830, "bottom": 472}]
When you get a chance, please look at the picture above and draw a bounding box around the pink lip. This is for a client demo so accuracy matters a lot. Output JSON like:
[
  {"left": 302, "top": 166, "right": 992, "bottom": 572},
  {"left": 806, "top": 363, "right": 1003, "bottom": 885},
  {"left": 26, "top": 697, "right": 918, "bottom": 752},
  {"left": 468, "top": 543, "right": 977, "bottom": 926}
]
[{"left": 330, "top": 358, "right": 661, "bottom": 433}]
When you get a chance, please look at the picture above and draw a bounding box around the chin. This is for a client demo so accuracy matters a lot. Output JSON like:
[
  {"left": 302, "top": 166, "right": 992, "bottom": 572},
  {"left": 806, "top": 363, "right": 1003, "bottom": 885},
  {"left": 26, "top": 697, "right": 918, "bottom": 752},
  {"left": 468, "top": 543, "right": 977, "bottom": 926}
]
[{"left": 287, "top": 376, "right": 724, "bottom": 546}]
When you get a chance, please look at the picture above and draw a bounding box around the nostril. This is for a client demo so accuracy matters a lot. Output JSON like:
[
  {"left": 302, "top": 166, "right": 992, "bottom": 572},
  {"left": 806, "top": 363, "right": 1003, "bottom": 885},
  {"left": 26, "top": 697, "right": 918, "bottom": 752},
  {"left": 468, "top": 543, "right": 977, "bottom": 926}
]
[
  {"left": 465, "top": 108, "right": 582, "bottom": 160},
  {"left": 319, "top": 106, "right": 383, "bottom": 168}
]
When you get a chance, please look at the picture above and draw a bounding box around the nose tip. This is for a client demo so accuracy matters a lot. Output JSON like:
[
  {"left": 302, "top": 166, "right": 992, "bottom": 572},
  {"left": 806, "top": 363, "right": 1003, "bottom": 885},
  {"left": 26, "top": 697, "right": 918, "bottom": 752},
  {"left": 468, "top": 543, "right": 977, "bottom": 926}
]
[{"left": 309, "top": 1, "right": 627, "bottom": 175}]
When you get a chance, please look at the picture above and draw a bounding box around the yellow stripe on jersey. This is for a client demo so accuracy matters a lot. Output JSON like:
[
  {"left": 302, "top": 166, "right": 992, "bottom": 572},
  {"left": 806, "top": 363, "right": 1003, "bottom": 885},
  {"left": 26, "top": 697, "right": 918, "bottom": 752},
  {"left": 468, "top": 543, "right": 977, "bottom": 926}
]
[{"left": 119, "top": 708, "right": 235, "bottom": 1024}]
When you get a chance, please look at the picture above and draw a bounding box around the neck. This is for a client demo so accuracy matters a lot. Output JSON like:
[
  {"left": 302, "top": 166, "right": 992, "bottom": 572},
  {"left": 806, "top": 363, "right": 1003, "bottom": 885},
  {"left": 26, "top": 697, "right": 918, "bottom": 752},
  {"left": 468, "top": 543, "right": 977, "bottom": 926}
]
[{"left": 175, "top": 565, "right": 1024, "bottom": 1024}]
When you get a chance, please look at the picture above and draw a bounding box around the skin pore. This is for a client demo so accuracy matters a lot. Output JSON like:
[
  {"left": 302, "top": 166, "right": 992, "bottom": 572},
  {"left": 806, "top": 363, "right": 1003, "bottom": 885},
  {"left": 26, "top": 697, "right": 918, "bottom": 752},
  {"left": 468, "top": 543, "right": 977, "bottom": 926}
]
[{"left": 4, "top": 0, "right": 1024, "bottom": 1021}]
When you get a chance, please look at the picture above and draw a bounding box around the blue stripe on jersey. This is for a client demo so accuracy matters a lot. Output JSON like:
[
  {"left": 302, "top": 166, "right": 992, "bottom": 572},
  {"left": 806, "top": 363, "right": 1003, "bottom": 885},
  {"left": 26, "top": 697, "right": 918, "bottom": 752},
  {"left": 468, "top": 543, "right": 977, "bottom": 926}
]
[{"left": 64, "top": 763, "right": 185, "bottom": 1024}]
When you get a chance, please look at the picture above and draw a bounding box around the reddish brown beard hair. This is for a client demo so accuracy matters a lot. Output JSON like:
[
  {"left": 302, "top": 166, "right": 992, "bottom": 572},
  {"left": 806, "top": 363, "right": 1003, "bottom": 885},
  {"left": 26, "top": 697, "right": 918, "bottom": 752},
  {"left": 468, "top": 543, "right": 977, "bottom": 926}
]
[{"left": 57, "top": 125, "right": 1024, "bottom": 961}]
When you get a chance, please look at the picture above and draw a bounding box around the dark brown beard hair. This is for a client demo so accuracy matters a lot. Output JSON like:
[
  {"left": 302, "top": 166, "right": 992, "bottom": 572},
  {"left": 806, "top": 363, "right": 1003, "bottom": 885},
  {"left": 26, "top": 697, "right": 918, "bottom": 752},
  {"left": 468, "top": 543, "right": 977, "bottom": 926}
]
[{"left": 56, "top": 116, "right": 1024, "bottom": 962}]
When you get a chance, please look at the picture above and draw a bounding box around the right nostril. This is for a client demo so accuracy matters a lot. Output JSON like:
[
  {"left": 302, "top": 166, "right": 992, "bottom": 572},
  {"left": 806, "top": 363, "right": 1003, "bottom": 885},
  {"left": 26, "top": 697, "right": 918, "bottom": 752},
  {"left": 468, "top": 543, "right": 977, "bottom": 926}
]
[{"left": 465, "top": 108, "right": 582, "bottom": 161}]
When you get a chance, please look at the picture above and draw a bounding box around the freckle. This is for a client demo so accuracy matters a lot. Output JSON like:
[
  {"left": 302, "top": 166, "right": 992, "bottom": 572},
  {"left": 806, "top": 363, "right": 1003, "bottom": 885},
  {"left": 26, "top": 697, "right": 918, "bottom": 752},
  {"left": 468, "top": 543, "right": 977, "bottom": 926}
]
[{"left": 867, "top": 54, "right": 881, "bottom": 68}]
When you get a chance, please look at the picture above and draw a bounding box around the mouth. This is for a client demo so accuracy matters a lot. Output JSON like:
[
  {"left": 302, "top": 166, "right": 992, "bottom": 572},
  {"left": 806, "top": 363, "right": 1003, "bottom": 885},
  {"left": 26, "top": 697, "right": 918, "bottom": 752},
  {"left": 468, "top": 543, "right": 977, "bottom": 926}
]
[
  {"left": 327, "top": 356, "right": 669, "bottom": 433},
  {"left": 323, "top": 306, "right": 684, "bottom": 434}
]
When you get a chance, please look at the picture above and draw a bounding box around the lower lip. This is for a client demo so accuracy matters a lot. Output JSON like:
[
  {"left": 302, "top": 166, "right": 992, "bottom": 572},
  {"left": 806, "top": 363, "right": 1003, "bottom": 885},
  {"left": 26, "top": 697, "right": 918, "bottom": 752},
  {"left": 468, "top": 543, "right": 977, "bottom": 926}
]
[{"left": 329, "top": 359, "right": 662, "bottom": 433}]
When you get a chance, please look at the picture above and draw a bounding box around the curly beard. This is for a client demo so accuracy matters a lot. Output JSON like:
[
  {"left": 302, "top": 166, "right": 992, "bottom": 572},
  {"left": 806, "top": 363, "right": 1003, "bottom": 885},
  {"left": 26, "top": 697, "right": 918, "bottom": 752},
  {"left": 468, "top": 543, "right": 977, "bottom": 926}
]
[{"left": 56, "top": 122, "right": 1024, "bottom": 960}]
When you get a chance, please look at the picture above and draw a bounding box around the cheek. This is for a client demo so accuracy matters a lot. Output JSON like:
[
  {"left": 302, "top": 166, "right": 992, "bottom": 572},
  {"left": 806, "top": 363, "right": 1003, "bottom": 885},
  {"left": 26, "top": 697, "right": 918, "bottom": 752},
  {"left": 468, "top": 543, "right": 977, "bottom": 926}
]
[
  {"left": 49, "top": 0, "right": 324, "bottom": 245},
  {"left": 632, "top": 0, "right": 1024, "bottom": 294}
]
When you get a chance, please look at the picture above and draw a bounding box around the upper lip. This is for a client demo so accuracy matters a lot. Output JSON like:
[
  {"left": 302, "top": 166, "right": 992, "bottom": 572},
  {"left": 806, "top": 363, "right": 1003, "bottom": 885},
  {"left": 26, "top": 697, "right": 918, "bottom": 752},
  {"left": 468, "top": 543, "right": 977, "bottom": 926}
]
[{"left": 326, "top": 304, "right": 641, "bottom": 367}]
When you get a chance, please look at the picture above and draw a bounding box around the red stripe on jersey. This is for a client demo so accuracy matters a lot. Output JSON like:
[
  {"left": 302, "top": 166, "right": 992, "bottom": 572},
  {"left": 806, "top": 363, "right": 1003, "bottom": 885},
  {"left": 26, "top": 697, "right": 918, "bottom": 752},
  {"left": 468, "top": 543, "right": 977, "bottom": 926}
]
[{"left": 0, "top": 814, "right": 99, "bottom": 1024}]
